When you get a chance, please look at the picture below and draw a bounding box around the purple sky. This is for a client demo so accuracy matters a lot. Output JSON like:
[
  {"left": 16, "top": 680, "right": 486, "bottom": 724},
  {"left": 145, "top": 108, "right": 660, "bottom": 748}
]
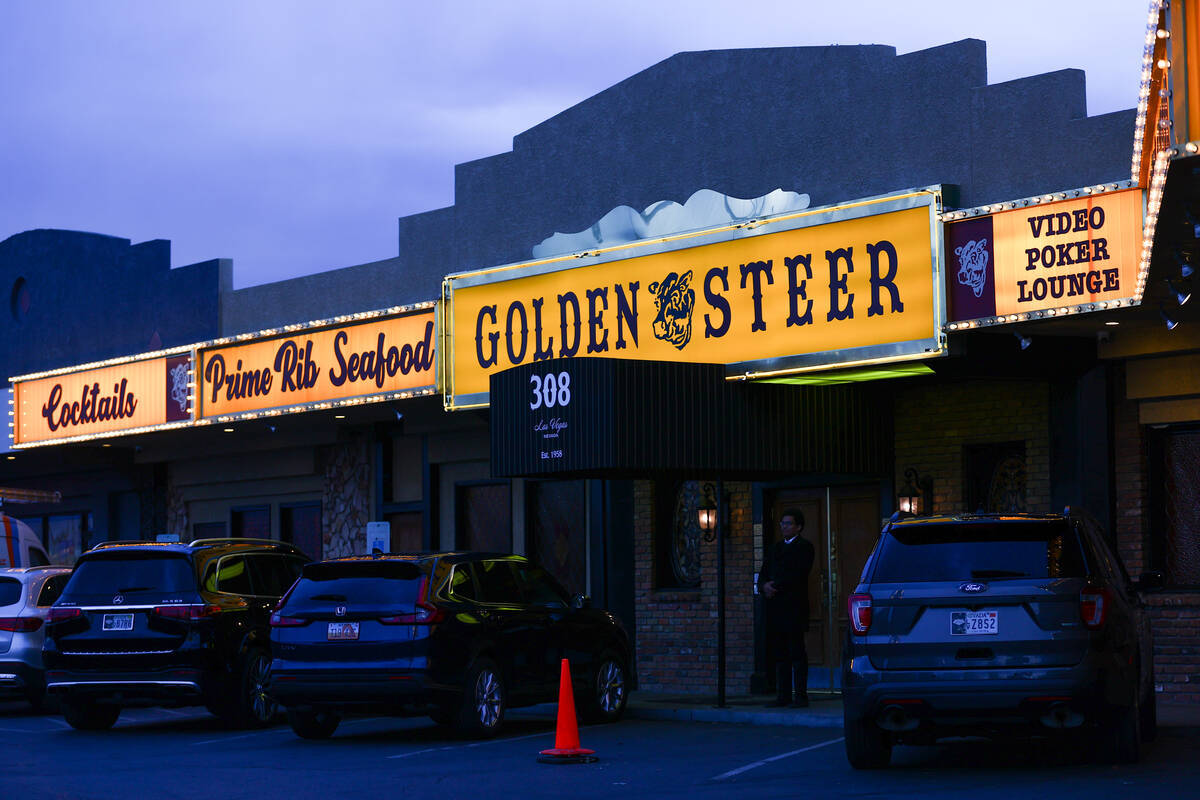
[{"left": 0, "top": 1, "right": 1151, "bottom": 288}]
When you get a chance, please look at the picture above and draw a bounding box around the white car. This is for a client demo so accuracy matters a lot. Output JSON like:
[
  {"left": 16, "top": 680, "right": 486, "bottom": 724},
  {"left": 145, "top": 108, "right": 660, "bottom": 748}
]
[
  {"left": 0, "top": 515, "right": 51, "bottom": 568},
  {"left": 1, "top": 566, "right": 72, "bottom": 708}
]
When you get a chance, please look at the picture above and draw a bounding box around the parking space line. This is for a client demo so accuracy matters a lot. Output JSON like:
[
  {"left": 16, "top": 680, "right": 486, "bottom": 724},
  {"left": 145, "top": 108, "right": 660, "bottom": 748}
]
[{"left": 712, "top": 737, "right": 844, "bottom": 781}]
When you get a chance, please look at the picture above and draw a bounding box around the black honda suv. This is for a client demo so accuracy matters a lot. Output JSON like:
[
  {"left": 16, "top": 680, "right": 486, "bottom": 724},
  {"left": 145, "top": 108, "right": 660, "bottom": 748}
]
[
  {"left": 268, "top": 552, "right": 633, "bottom": 739},
  {"left": 841, "top": 510, "right": 1160, "bottom": 769},
  {"left": 43, "top": 538, "right": 309, "bottom": 730}
]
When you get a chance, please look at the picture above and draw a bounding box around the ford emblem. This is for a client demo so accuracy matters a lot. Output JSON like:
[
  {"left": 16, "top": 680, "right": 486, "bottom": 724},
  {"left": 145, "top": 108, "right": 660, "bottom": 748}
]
[
  {"left": 113, "top": 594, "right": 125, "bottom": 604},
  {"left": 958, "top": 582, "right": 988, "bottom": 594},
  {"left": 335, "top": 605, "right": 347, "bottom": 617}
]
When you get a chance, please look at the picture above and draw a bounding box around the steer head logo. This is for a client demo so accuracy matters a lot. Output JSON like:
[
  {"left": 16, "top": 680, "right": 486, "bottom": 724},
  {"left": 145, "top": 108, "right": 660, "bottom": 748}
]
[
  {"left": 955, "top": 238, "right": 989, "bottom": 298},
  {"left": 648, "top": 270, "right": 695, "bottom": 350}
]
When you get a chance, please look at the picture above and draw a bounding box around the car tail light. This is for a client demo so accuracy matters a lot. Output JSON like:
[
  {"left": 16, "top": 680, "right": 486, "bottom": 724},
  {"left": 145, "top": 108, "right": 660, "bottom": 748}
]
[
  {"left": 269, "top": 612, "right": 308, "bottom": 627},
  {"left": 1080, "top": 586, "right": 1111, "bottom": 630},
  {"left": 153, "top": 604, "right": 221, "bottom": 621},
  {"left": 0, "top": 616, "right": 42, "bottom": 632},
  {"left": 48, "top": 607, "right": 82, "bottom": 623},
  {"left": 849, "top": 593, "right": 873, "bottom": 635},
  {"left": 378, "top": 576, "right": 446, "bottom": 625}
]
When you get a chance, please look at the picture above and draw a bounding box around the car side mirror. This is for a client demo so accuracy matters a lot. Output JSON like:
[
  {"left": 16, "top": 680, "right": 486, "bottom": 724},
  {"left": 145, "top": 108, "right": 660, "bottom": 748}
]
[
  {"left": 1135, "top": 571, "right": 1165, "bottom": 592},
  {"left": 570, "top": 593, "right": 591, "bottom": 609}
]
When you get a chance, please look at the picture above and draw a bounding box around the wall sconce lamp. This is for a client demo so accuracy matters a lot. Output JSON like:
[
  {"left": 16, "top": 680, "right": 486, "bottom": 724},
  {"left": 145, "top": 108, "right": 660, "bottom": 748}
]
[
  {"left": 1175, "top": 248, "right": 1195, "bottom": 279},
  {"left": 898, "top": 468, "right": 933, "bottom": 515},
  {"left": 1165, "top": 277, "right": 1192, "bottom": 306},
  {"left": 697, "top": 482, "right": 727, "bottom": 543},
  {"left": 1160, "top": 303, "right": 1180, "bottom": 331}
]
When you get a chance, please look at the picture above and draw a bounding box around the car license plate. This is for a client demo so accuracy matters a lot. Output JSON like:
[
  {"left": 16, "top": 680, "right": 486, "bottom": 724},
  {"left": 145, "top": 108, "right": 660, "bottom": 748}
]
[
  {"left": 327, "top": 622, "right": 359, "bottom": 640},
  {"left": 103, "top": 613, "right": 134, "bottom": 631},
  {"left": 951, "top": 610, "right": 997, "bottom": 635}
]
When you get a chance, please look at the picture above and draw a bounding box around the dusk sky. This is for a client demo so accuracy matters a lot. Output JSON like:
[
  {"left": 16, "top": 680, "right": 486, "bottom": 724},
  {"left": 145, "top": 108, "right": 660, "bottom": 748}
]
[{"left": 2, "top": 2, "right": 1151, "bottom": 288}]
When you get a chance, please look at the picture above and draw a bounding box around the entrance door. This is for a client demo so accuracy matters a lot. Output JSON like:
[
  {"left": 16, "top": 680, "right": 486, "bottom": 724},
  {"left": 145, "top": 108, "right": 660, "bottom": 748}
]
[{"left": 767, "top": 485, "right": 879, "bottom": 692}]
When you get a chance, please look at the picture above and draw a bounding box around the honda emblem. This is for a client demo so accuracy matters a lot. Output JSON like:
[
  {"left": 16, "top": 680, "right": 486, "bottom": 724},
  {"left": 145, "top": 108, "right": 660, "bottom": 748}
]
[{"left": 335, "top": 605, "right": 347, "bottom": 617}]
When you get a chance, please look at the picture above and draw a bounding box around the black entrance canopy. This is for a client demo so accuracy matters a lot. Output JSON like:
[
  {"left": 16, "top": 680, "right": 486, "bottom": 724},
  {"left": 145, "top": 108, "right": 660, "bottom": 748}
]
[{"left": 489, "top": 357, "right": 891, "bottom": 480}]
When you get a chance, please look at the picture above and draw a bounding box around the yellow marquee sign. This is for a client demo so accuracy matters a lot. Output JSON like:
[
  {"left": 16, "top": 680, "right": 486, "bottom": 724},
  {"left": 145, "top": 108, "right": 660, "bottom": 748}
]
[
  {"left": 13, "top": 354, "right": 192, "bottom": 446},
  {"left": 443, "top": 189, "right": 945, "bottom": 408},
  {"left": 198, "top": 310, "right": 436, "bottom": 420}
]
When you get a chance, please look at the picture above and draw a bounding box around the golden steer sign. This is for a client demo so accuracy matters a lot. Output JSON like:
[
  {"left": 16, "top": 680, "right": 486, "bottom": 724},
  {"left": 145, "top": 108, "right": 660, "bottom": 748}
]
[
  {"left": 198, "top": 310, "right": 436, "bottom": 419},
  {"left": 445, "top": 192, "right": 943, "bottom": 406}
]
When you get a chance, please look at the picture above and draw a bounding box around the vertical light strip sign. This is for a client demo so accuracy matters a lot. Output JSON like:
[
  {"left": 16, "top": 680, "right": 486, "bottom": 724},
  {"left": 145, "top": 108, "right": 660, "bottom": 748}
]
[
  {"left": 443, "top": 187, "right": 946, "bottom": 409},
  {"left": 946, "top": 187, "right": 1143, "bottom": 327},
  {"left": 196, "top": 307, "right": 437, "bottom": 422},
  {"left": 11, "top": 352, "right": 193, "bottom": 447}
]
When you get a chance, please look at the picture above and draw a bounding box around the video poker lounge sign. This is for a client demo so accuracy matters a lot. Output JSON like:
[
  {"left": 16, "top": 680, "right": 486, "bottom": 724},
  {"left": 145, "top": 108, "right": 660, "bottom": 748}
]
[
  {"left": 947, "top": 188, "right": 1142, "bottom": 322},
  {"left": 13, "top": 354, "right": 192, "bottom": 447},
  {"left": 444, "top": 188, "right": 946, "bottom": 409},
  {"left": 197, "top": 310, "right": 436, "bottom": 420}
]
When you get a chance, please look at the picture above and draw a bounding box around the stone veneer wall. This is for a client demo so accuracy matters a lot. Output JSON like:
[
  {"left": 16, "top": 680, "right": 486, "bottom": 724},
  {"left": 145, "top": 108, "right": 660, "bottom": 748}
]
[
  {"left": 322, "top": 434, "right": 370, "bottom": 558},
  {"left": 893, "top": 379, "right": 1052, "bottom": 514},
  {"left": 165, "top": 477, "right": 187, "bottom": 542},
  {"left": 1111, "top": 363, "right": 1200, "bottom": 706},
  {"left": 633, "top": 480, "right": 756, "bottom": 696}
]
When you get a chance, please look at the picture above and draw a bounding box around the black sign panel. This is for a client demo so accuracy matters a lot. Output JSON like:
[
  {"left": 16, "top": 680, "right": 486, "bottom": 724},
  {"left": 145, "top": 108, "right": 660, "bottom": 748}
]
[{"left": 490, "top": 357, "right": 890, "bottom": 479}]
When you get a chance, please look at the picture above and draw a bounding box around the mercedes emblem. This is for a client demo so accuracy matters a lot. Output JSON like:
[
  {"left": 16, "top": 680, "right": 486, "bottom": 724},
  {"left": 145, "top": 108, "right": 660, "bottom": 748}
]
[{"left": 113, "top": 594, "right": 125, "bottom": 604}]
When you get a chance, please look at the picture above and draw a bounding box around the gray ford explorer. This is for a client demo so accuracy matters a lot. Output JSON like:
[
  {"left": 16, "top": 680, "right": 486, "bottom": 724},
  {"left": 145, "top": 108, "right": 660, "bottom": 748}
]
[{"left": 841, "top": 510, "right": 1160, "bottom": 769}]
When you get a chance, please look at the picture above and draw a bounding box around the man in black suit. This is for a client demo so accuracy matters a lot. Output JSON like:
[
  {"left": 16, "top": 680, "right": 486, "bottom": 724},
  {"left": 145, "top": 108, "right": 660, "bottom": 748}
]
[{"left": 757, "top": 508, "right": 815, "bottom": 707}]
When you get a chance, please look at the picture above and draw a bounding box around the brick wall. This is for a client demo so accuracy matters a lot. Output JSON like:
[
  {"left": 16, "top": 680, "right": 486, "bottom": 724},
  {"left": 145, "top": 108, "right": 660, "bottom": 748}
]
[
  {"left": 633, "top": 480, "right": 755, "bottom": 696},
  {"left": 1112, "top": 362, "right": 1200, "bottom": 706},
  {"left": 894, "top": 379, "right": 1052, "bottom": 514}
]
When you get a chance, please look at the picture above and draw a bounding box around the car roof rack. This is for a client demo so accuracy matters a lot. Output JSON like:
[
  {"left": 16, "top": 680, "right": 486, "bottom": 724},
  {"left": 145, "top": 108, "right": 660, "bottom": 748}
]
[{"left": 187, "top": 537, "right": 303, "bottom": 553}]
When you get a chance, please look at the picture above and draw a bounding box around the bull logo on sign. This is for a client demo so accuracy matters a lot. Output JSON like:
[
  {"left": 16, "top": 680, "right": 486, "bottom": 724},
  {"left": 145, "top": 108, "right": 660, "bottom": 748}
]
[
  {"left": 648, "top": 270, "right": 695, "bottom": 350},
  {"left": 955, "top": 238, "right": 989, "bottom": 298}
]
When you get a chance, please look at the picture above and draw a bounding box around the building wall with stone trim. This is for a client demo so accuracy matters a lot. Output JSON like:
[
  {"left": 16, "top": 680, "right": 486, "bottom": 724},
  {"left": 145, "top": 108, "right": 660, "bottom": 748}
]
[
  {"left": 322, "top": 434, "right": 370, "bottom": 558},
  {"left": 893, "top": 379, "right": 1052, "bottom": 514},
  {"left": 633, "top": 479, "right": 756, "bottom": 695},
  {"left": 1111, "top": 362, "right": 1200, "bottom": 706}
]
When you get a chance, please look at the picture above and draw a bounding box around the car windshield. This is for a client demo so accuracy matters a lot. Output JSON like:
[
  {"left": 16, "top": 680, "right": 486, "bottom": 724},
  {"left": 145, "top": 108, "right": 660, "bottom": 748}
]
[
  {"left": 287, "top": 561, "right": 424, "bottom": 607},
  {"left": 64, "top": 555, "right": 196, "bottom": 597},
  {"left": 871, "top": 521, "right": 1087, "bottom": 583}
]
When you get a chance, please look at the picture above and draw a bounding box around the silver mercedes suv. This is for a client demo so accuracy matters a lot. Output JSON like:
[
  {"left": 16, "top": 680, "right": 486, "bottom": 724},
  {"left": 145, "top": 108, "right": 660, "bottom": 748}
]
[{"left": 841, "top": 510, "right": 1160, "bottom": 769}]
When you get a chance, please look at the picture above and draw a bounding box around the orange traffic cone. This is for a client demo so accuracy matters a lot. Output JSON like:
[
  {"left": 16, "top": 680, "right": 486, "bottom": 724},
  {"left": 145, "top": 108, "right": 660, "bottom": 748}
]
[{"left": 537, "top": 658, "right": 598, "bottom": 764}]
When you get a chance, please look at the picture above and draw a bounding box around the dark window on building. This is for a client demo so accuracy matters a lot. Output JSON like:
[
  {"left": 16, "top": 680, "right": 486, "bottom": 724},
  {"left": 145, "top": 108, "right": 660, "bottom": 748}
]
[
  {"left": 1148, "top": 426, "right": 1200, "bottom": 588},
  {"left": 526, "top": 479, "right": 586, "bottom": 596},
  {"left": 193, "top": 521, "right": 226, "bottom": 540},
  {"left": 963, "top": 441, "right": 1027, "bottom": 513},
  {"left": 232, "top": 506, "right": 270, "bottom": 539},
  {"left": 282, "top": 502, "right": 322, "bottom": 561},
  {"left": 455, "top": 482, "right": 511, "bottom": 552},
  {"left": 44, "top": 513, "right": 87, "bottom": 566},
  {"left": 654, "top": 479, "right": 702, "bottom": 590},
  {"left": 386, "top": 511, "right": 423, "bottom": 552}
]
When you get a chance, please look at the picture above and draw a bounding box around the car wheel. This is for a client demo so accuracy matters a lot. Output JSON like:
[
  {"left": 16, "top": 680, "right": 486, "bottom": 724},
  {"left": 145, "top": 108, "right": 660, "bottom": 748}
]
[
  {"left": 1141, "top": 682, "right": 1158, "bottom": 743},
  {"left": 217, "top": 649, "right": 277, "bottom": 728},
  {"left": 287, "top": 708, "right": 341, "bottom": 739},
  {"left": 1101, "top": 690, "right": 1142, "bottom": 764},
  {"left": 26, "top": 686, "right": 46, "bottom": 713},
  {"left": 242, "top": 649, "right": 278, "bottom": 727},
  {"left": 843, "top": 712, "right": 891, "bottom": 769},
  {"left": 62, "top": 699, "right": 121, "bottom": 731},
  {"left": 455, "top": 657, "right": 505, "bottom": 738},
  {"left": 578, "top": 651, "right": 628, "bottom": 724}
]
